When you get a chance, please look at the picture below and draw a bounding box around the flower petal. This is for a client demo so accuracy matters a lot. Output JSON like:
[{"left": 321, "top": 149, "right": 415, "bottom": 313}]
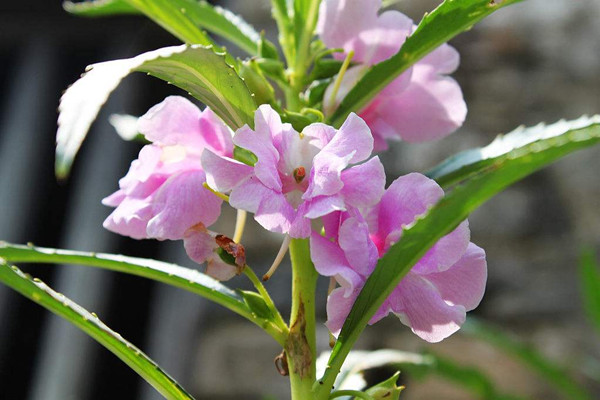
[
  {"left": 254, "top": 191, "right": 295, "bottom": 234},
  {"left": 103, "top": 197, "right": 154, "bottom": 240},
  {"left": 369, "top": 62, "right": 467, "bottom": 143},
  {"left": 340, "top": 156, "right": 385, "bottom": 208},
  {"left": 147, "top": 170, "right": 222, "bottom": 240},
  {"left": 229, "top": 176, "right": 271, "bottom": 213},
  {"left": 326, "top": 286, "right": 361, "bottom": 336},
  {"left": 310, "top": 233, "right": 363, "bottom": 291},
  {"left": 388, "top": 273, "right": 466, "bottom": 343},
  {"left": 426, "top": 242, "right": 487, "bottom": 311},
  {"left": 183, "top": 225, "right": 216, "bottom": 264},
  {"left": 202, "top": 150, "right": 253, "bottom": 192},
  {"left": 137, "top": 96, "right": 203, "bottom": 146},
  {"left": 338, "top": 215, "right": 378, "bottom": 277}
]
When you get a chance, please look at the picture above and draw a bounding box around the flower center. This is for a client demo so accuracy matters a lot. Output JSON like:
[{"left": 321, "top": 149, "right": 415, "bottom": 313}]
[{"left": 293, "top": 166, "right": 306, "bottom": 183}]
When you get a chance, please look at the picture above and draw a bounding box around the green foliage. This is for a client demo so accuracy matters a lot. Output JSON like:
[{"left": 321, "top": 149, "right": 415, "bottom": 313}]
[
  {"left": 327, "top": 0, "right": 523, "bottom": 127},
  {"left": 56, "top": 45, "right": 255, "bottom": 178},
  {"left": 427, "top": 115, "right": 600, "bottom": 188},
  {"left": 0, "top": 242, "right": 283, "bottom": 339},
  {"left": 0, "top": 260, "right": 194, "bottom": 400},
  {"left": 364, "top": 372, "right": 403, "bottom": 400},
  {"left": 316, "top": 116, "right": 600, "bottom": 398},
  {"left": 579, "top": 248, "right": 600, "bottom": 336},
  {"left": 64, "top": 0, "right": 262, "bottom": 55},
  {"left": 462, "top": 319, "right": 594, "bottom": 400}
]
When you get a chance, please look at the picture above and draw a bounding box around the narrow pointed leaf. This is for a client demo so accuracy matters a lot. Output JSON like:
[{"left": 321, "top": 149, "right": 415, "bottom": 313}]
[
  {"left": 64, "top": 0, "right": 138, "bottom": 15},
  {"left": 427, "top": 115, "right": 600, "bottom": 188},
  {"left": 0, "top": 242, "right": 254, "bottom": 322},
  {"left": 64, "top": 0, "right": 261, "bottom": 55},
  {"left": 56, "top": 44, "right": 255, "bottom": 178},
  {"left": 328, "top": 0, "right": 523, "bottom": 127},
  {"left": 317, "top": 117, "right": 600, "bottom": 396},
  {"left": 579, "top": 248, "right": 600, "bottom": 335},
  {"left": 0, "top": 260, "right": 194, "bottom": 400}
]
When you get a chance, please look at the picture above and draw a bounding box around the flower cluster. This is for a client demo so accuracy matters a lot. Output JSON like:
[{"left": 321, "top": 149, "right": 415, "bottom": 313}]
[
  {"left": 102, "top": 0, "right": 485, "bottom": 342},
  {"left": 318, "top": 0, "right": 467, "bottom": 151}
]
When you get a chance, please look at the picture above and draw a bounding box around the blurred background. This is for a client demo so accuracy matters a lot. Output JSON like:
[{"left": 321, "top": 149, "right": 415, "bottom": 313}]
[{"left": 0, "top": 0, "right": 599, "bottom": 399}]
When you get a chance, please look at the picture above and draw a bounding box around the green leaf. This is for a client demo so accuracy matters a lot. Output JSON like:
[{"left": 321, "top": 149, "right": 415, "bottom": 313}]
[
  {"left": 64, "top": 0, "right": 138, "bottom": 16},
  {"left": 56, "top": 44, "right": 255, "bottom": 178},
  {"left": 327, "top": 0, "right": 523, "bottom": 127},
  {"left": 579, "top": 248, "right": 600, "bottom": 335},
  {"left": 316, "top": 116, "right": 600, "bottom": 397},
  {"left": 0, "top": 242, "right": 276, "bottom": 336},
  {"left": 427, "top": 115, "right": 600, "bottom": 188},
  {"left": 239, "top": 290, "right": 274, "bottom": 321},
  {"left": 364, "top": 371, "right": 403, "bottom": 400},
  {"left": 462, "top": 318, "right": 594, "bottom": 400},
  {"left": 0, "top": 260, "right": 194, "bottom": 400},
  {"left": 65, "top": 0, "right": 262, "bottom": 55}
]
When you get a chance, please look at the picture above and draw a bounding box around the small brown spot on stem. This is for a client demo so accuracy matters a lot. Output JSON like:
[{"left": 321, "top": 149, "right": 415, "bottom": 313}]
[{"left": 274, "top": 351, "right": 289, "bottom": 376}]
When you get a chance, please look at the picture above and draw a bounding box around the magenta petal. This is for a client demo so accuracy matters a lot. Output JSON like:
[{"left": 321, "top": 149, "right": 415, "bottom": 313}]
[
  {"left": 198, "top": 107, "right": 234, "bottom": 156},
  {"left": 310, "top": 233, "right": 363, "bottom": 291},
  {"left": 426, "top": 242, "right": 487, "bottom": 311},
  {"left": 102, "top": 189, "right": 126, "bottom": 207},
  {"left": 338, "top": 216, "right": 378, "bottom": 277},
  {"left": 376, "top": 173, "right": 444, "bottom": 241},
  {"left": 372, "top": 64, "right": 467, "bottom": 143},
  {"left": 102, "top": 197, "right": 154, "bottom": 240},
  {"left": 389, "top": 273, "right": 466, "bottom": 343},
  {"left": 353, "top": 10, "right": 413, "bottom": 65},
  {"left": 322, "top": 113, "right": 374, "bottom": 163},
  {"left": 340, "top": 157, "right": 385, "bottom": 208},
  {"left": 202, "top": 150, "right": 253, "bottom": 192},
  {"left": 183, "top": 226, "right": 216, "bottom": 264},
  {"left": 326, "top": 286, "right": 360, "bottom": 336},
  {"left": 254, "top": 191, "right": 295, "bottom": 234},
  {"left": 317, "top": 0, "right": 380, "bottom": 57},
  {"left": 413, "top": 220, "right": 470, "bottom": 274},
  {"left": 137, "top": 96, "right": 202, "bottom": 146},
  {"left": 303, "top": 152, "right": 348, "bottom": 199},
  {"left": 303, "top": 195, "right": 346, "bottom": 219},
  {"left": 147, "top": 170, "right": 222, "bottom": 240},
  {"left": 206, "top": 259, "right": 239, "bottom": 281},
  {"left": 229, "top": 176, "right": 271, "bottom": 213},
  {"left": 234, "top": 125, "right": 281, "bottom": 191}
]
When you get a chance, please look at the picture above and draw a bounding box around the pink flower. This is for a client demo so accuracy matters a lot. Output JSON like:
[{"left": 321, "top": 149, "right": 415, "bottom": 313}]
[
  {"left": 318, "top": 0, "right": 467, "bottom": 151},
  {"left": 102, "top": 96, "right": 241, "bottom": 280},
  {"left": 311, "top": 173, "right": 487, "bottom": 342},
  {"left": 202, "top": 105, "right": 385, "bottom": 238}
]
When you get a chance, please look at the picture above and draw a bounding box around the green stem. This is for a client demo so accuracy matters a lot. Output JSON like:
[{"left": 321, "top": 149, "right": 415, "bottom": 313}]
[
  {"left": 271, "top": 0, "right": 295, "bottom": 66},
  {"left": 244, "top": 266, "right": 289, "bottom": 334},
  {"left": 286, "top": 238, "right": 318, "bottom": 400},
  {"left": 291, "top": 0, "right": 321, "bottom": 89},
  {"left": 329, "top": 390, "right": 375, "bottom": 400}
]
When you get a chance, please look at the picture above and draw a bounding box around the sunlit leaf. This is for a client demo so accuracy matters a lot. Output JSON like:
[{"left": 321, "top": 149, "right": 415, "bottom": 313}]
[
  {"left": 56, "top": 44, "right": 255, "bottom": 178},
  {"left": 427, "top": 115, "right": 600, "bottom": 188},
  {"left": 0, "top": 260, "right": 195, "bottom": 400},
  {"left": 65, "top": 0, "right": 262, "bottom": 54}
]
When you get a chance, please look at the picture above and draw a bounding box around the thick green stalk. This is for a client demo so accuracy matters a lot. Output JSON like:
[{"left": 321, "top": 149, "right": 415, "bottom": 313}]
[{"left": 286, "top": 238, "right": 318, "bottom": 399}]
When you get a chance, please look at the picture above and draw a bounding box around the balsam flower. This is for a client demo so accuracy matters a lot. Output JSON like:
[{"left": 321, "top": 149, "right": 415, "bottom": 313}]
[
  {"left": 311, "top": 173, "right": 487, "bottom": 342},
  {"left": 318, "top": 0, "right": 467, "bottom": 151},
  {"left": 102, "top": 96, "right": 242, "bottom": 280},
  {"left": 202, "top": 105, "right": 385, "bottom": 238}
]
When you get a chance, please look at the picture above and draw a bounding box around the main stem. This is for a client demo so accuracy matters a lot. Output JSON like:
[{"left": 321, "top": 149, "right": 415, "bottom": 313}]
[{"left": 286, "top": 238, "right": 318, "bottom": 399}]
